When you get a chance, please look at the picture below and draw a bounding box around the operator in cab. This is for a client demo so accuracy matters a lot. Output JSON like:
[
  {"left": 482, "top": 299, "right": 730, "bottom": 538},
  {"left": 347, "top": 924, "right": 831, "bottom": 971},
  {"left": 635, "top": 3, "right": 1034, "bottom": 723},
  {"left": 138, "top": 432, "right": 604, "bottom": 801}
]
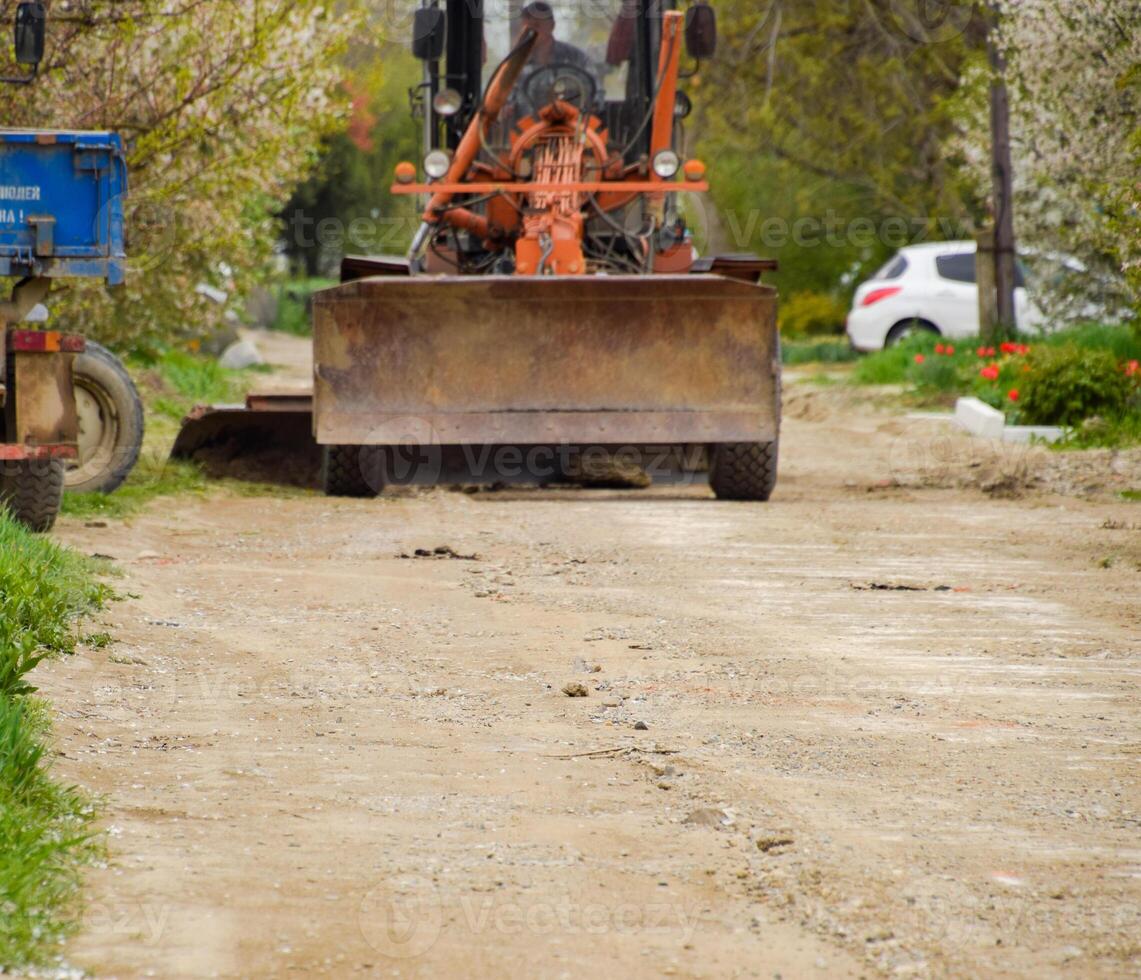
[
  {"left": 518, "top": 2, "right": 592, "bottom": 72},
  {"left": 504, "top": 2, "right": 600, "bottom": 122}
]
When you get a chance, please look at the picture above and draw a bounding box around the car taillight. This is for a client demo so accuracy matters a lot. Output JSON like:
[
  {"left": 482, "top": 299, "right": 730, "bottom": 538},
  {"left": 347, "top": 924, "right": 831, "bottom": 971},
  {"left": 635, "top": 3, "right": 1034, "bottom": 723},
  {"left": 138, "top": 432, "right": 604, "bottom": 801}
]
[{"left": 861, "top": 286, "right": 902, "bottom": 307}]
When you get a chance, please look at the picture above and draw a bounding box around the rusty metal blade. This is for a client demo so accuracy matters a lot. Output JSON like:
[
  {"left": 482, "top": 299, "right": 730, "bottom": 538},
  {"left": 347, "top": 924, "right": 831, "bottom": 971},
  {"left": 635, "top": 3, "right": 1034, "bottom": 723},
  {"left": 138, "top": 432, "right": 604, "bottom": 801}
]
[
  {"left": 170, "top": 393, "right": 319, "bottom": 487},
  {"left": 313, "top": 274, "right": 779, "bottom": 447}
]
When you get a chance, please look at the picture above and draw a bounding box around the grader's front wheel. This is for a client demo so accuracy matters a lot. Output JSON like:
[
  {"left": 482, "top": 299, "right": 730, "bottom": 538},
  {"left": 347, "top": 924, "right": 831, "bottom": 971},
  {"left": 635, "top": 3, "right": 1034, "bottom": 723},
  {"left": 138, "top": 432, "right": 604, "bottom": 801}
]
[
  {"left": 322, "top": 445, "right": 383, "bottom": 498},
  {"left": 709, "top": 441, "right": 779, "bottom": 502}
]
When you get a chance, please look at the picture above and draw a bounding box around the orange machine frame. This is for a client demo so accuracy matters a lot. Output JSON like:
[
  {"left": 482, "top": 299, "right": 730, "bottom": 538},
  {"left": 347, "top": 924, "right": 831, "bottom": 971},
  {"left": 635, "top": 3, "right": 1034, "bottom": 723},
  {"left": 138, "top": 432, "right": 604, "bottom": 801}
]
[{"left": 391, "top": 11, "right": 699, "bottom": 276}]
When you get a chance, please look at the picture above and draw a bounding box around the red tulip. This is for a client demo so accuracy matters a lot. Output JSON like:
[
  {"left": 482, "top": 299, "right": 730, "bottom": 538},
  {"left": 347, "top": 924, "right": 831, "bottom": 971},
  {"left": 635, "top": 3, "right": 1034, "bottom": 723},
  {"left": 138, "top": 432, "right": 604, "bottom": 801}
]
[
  {"left": 1008, "top": 388, "right": 1019, "bottom": 402},
  {"left": 914, "top": 354, "right": 926, "bottom": 365}
]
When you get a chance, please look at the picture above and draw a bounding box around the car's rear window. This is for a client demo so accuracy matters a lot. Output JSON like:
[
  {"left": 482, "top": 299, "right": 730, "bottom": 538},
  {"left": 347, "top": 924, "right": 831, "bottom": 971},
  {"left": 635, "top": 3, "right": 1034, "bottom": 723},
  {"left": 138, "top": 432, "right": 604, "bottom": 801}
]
[
  {"left": 937, "top": 251, "right": 1028, "bottom": 287},
  {"left": 936, "top": 252, "right": 977, "bottom": 283},
  {"left": 875, "top": 255, "right": 908, "bottom": 280}
]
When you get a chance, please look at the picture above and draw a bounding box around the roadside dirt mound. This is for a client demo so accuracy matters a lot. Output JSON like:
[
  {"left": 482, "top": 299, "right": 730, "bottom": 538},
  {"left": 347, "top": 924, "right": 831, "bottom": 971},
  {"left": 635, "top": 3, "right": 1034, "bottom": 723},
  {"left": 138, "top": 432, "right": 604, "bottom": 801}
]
[{"left": 799, "top": 384, "right": 1139, "bottom": 501}]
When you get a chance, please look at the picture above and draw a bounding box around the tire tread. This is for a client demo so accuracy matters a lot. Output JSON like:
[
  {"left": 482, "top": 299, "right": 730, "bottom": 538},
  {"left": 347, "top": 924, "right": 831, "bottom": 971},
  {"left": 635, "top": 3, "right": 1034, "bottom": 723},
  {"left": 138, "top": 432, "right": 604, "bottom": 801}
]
[
  {"left": 709, "top": 441, "right": 779, "bottom": 501},
  {"left": 1, "top": 459, "right": 65, "bottom": 532},
  {"left": 322, "top": 445, "right": 381, "bottom": 498}
]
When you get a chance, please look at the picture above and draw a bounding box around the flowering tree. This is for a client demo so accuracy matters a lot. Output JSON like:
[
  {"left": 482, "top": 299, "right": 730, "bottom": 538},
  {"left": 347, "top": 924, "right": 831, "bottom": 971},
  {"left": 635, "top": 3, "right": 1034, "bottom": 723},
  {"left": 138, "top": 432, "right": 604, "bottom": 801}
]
[
  {"left": 0, "top": 1, "right": 363, "bottom": 346},
  {"left": 957, "top": 0, "right": 1141, "bottom": 319}
]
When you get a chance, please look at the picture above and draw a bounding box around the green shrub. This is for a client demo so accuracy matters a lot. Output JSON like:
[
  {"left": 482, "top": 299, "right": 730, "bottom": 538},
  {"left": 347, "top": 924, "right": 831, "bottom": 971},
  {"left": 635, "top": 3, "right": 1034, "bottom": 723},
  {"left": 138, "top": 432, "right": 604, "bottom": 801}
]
[
  {"left": 779, "top": 291, "right": 848, "bottom": 337},
  {"left": 1018, "top": 344, "right": 1134, "bottom": 426}
]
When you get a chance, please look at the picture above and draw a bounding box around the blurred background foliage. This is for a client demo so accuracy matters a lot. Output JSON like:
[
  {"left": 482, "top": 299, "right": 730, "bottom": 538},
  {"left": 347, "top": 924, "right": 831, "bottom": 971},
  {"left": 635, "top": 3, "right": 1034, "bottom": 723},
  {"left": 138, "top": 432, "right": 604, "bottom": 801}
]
[
  {"left": 0, "top": 0, "right": 1137, "bottom": 348},
  {"left": 280, "top": 45, "right": 421, "bottom": 277}
]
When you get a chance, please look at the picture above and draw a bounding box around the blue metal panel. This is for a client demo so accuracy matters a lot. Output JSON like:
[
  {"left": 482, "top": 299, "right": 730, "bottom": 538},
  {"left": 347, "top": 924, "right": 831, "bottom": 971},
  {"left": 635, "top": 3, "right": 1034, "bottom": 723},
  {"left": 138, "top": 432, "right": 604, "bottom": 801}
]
[{"left": 0, "top": 130, "right": 128, "bottom": 285}]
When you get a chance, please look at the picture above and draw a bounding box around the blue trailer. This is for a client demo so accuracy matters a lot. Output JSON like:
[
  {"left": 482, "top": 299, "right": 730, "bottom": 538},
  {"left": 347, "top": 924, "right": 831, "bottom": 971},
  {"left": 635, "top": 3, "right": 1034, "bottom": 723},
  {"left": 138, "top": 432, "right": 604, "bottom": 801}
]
[
  {"left": 2, "top": 6, "right": 143, "bottom": 530},
  {"left": 0, "top": 129, "right": 127, "bottom": 285}
]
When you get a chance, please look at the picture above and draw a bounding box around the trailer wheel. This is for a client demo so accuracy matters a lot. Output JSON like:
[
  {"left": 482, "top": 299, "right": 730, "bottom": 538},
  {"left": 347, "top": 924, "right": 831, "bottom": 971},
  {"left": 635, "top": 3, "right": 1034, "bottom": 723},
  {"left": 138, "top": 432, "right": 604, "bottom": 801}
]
[
  {"left": 709, "top": 441, "right": 779, "bottom": 502},
  {"left": 67, "top": 341, "right": 145, "bottom": 494},
  {"left": 1, "top": 458, "right": 65, "bottom": 532},
  {"left": 322, "top": 445, "right": 383, "bottom": 498}
]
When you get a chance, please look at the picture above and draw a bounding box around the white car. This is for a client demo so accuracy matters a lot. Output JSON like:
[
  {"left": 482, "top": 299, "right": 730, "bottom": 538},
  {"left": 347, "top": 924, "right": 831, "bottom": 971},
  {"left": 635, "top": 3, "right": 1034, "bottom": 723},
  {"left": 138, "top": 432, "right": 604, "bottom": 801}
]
[{"left": 845, "top": 241, "right": 1043, "bottom": 351}]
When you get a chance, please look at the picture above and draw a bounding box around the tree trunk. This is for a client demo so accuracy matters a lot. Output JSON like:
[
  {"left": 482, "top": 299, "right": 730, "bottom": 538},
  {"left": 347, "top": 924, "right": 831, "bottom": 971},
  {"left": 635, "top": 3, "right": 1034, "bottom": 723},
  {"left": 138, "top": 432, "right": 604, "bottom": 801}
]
[
  {"left": 976, "top": 227, "right": 999, "bottom": 337},
  {"left": 986, "top": 5, "right": 1017, "bottom": 341}
]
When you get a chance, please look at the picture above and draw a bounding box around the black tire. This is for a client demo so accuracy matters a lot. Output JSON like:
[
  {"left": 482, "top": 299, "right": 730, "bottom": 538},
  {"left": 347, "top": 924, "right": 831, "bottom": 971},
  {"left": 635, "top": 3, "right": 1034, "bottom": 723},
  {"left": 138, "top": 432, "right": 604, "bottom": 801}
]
[
  {"left": 322, "top": 445, "right": 383, "bottom": 498},
  {"left": 709, "top": 441, "right": 779, "bottom": 502},
  {"left": 1, "top": 458, "right": 65, "bottom": 532},
  {"left": 885, "top": 319, "right": 940, "bottom": 347},
  {"left": 67, "top": 340, "right": 144, "bottom": 494}
]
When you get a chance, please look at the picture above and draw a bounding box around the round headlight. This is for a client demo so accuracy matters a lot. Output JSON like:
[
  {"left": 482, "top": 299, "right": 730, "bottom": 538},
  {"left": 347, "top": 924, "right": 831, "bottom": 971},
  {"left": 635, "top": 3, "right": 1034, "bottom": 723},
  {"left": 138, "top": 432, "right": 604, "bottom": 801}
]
[
  {"left": 673, "top": 92, "right": 693, "bottom": 119},
  {"left": 652, "top": 150, "right": 681, "bottom": 180},
  {"left": 424, "top": 150, "right": 452, "bottom": 180},
  {"left": 432, "top": 87, "right": 463, "bottom": 117}
]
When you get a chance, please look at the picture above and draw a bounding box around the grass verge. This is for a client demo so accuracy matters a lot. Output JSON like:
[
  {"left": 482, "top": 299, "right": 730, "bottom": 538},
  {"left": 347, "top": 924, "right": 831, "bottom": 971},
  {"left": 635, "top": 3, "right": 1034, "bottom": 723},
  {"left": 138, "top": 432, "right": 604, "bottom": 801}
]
[{"left": 0, "top": 511, "right": 112, "bottom": 968}]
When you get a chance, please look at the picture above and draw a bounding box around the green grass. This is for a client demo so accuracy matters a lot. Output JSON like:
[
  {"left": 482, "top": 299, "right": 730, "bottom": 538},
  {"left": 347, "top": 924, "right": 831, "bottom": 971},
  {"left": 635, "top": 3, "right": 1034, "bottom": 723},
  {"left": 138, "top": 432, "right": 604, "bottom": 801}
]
[
  {"left": 781, "top": 338, "right": 859, "bottom": 366},
  {"left": 271, "top": 277, "right": 336, "bottom": 336},
  {"left": 132, "top": 348, "right": 261, "bottom": 420},
  {"left": 1039, "top": 322, "right": 1141, "bottom": 361},
  {"left": 0, "top": 515, "right": 113, "bottom": 695},
  {"left": 1053, "top": 413, "right": 1141, "bottom": 450},
  {"left": 851, "top": 333, "right": 934, "bottom": 385},
  {"left": 0, "top": 511, "right": 111, "bottom": 968}
]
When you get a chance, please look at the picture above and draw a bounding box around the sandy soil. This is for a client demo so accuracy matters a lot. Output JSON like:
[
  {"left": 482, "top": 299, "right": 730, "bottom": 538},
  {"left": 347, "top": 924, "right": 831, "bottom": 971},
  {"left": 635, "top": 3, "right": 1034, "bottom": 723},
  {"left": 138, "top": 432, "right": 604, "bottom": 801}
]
[{"left": 36, "top": 336, "right": 1141, "bottom": 978}]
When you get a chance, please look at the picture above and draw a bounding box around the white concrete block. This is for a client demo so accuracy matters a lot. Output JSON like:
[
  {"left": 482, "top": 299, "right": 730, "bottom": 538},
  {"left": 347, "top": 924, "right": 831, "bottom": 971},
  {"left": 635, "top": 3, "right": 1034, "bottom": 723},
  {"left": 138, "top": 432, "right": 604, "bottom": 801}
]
[{"left": 955, "top": 397, "right": 1006, "bottom": 440}]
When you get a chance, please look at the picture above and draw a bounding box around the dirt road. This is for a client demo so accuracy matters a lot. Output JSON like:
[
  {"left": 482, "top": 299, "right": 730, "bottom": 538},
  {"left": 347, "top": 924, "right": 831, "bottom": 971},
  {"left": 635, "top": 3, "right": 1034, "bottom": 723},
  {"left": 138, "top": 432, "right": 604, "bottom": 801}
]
[{"left": 38, "top": 347, "right": 1140, "bottom": 978}]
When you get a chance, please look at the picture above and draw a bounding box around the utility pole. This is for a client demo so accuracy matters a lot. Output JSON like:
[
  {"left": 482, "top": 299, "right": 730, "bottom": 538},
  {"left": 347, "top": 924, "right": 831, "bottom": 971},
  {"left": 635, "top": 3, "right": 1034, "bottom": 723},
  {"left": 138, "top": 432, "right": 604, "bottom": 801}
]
[{"left": 978, "top": 2, "right": 1018, "bottom": 341}]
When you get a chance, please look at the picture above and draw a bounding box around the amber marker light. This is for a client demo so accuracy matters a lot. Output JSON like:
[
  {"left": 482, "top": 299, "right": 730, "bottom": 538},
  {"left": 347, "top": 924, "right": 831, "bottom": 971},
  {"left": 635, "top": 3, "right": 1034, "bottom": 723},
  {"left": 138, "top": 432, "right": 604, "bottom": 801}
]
[{"left": 683, "top": 159, "right": 707, "bottom": 181}]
